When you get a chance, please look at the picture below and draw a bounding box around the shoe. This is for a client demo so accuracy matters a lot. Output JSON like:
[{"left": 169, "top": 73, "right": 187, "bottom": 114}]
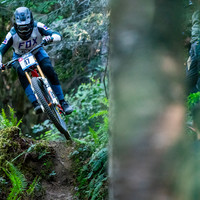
[
  {"left": 60, "top": 100, "right": 73, "bottom": 115},
  {"left": 32, "top": 101, "right": 42, "bottom": 114}
]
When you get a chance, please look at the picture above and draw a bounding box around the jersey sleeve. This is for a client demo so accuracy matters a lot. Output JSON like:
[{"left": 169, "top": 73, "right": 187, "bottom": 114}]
[
  {"left": 0, "top": 31, "right": 13, "bottom": 56},
  {"left": 37, "top": 22, "right": 62, "bottom": 38}
]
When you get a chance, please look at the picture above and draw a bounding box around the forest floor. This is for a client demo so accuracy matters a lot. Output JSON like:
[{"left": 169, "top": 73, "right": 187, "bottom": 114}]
[
  {"left": 41, "top": 141, "right": 75, "bottom": 200},
  {"left": 0, "top": 127, "right": 78, "bottom": 200}
]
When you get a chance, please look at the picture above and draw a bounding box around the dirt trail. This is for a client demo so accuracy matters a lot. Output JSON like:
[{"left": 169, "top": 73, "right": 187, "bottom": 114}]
[{"left": 41, "top": 141, "right": 75, "bottom": 200}]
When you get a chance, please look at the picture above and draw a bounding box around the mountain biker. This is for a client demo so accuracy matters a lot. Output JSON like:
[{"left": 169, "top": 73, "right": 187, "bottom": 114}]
[
  {"left": 0, "top": 7, "right": 73, "bottom": 115},
  {"left": 186, "top": 0, "right": 200, "bottom": 94}
]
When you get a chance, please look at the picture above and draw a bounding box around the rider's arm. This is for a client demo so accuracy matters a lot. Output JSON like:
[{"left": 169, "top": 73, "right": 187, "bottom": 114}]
[
  {"left": 37, "top": 22, "right": 62, "bottom": 42},
  {"left": 0, "top": 31, "right": 13, "bottom": 66},
  {"left": 0, "top": 32, "right": 13, "bottom": 56}
]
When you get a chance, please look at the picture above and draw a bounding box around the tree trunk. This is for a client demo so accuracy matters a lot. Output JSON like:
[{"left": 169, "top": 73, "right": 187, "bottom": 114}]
[{"left": 109, "top": 1, "right": 189, "bottom": 199}]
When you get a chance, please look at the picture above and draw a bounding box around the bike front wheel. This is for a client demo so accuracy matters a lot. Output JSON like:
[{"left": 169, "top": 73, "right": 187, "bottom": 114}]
[{"left": 31, "top": 77, "right": 71, "bottom": 140}]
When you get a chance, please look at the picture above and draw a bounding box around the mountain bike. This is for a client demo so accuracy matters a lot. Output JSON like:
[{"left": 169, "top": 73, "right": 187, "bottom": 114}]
[{"left": 3, "top": 42, "right": 71, "bottom": 140}]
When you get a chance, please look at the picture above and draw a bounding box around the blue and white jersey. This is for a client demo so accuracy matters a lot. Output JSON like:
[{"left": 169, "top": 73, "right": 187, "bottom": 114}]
[{"left": 0, "top": 21, "right": 61, "bottom": 56}]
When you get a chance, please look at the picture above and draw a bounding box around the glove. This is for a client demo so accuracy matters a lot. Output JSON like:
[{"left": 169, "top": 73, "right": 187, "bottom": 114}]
[
  {"left": 0, "top": 62, "right": 5, "bottom": 70},
  {"left": 43, "top": 36, "right": 53, "bottom": 46}
]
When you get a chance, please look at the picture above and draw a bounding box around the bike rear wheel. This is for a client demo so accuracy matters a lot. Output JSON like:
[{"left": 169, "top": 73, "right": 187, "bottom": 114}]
[{"left": 31, "top": 77, "right": 71, "bottom": 140}]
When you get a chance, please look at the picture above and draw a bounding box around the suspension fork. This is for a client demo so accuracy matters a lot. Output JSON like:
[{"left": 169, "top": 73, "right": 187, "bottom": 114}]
[
  {"left": 36, "top": 64, "right": 45, "bottom": 78},
  {"left": 25, "top": 71, "right": 32, "bottom": 84},
  {"left": 25, "top": 64, "right": 46, "bottom": 111},
  {"left": 25, "top": 64, "right": 45, "bottom": 84}
]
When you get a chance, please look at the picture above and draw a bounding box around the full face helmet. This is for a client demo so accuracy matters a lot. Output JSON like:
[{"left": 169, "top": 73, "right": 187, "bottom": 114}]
[{"left": 13, "top": 7, "right": 34, "bottom": 40}]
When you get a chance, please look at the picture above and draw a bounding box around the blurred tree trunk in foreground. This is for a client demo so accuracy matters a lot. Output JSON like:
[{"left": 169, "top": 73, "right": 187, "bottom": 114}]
[{"left": 108, "top": 1, "right": 199, "bottom": 199}]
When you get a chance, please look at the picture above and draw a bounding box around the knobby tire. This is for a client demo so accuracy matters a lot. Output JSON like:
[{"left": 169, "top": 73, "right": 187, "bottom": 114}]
[{"left": 31, "top": 77, "right": 71, "bottom": 140}]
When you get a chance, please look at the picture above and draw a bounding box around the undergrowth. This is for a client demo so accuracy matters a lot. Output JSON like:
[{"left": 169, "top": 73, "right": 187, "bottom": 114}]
[
  {"left": 0, "top": 107, "right": 55, "bottom": 199},
  {"left": 2, "top": 162, "right": 39, "bottom": 200},
  {"left": 187, "top": 92, "right": 200, "bottom": 110},
  {"left": 69, "top": 80, "right": 109, "bottom": 200},
  {"left": 0, "top": 106, "right": 22, "bottom": 129},
  {"left": 65, "top": 78, "right": 107, "bottom": 138},
  {"left": 187, "top": 92, "right": 200, "bottom": 139}
]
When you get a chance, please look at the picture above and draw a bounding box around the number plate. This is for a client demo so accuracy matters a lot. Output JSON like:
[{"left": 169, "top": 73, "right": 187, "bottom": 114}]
[{"left": 18, "top": 53, "right": 37, "bottom": 71}]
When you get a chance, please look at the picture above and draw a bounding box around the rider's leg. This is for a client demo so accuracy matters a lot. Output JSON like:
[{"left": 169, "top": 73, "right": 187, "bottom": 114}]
[
  {"left": 38, "top": 58, "right": 64, "bottom": 100},
  {"left": 12, "top": 61, "right": 42, "bottom": 113},
  {"left": 196, "top": 42, "right": 200, "bottom": 91},
  {"left": 186, "top": 42, "right": 199, "bottom": 94},
  {"left": 34, "top": 50, "right": 65, "bottom": 101},
  {"left": 38, "top": 57, "right": 73, "bottom": 115},
  {"left": 39, "top": 58, "right": 74, "bottom": 115}
]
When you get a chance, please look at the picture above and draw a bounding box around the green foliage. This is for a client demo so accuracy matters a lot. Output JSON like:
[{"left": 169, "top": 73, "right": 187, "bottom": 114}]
[
  {"left": 2, "top": 161, "right": 40, "bottom": 200},
  {"left": 61, "top": 12, "right": 108, "bottom": 47},
  {"left": 11, "top": 144, "right": 37, "bottom": 163},
  {"left": 44, "top": 0, "right": 109, "bottom": 90},
  {"left": 187, "top": 92, "right": 200, "bottom": 109},
  {"left": 0, "top": 127, "right": 20, "bottom": 167},
  {"left": 30, "top": 120, "right": 65, "bottom": 141},
  {"left": 0, "top": 138, "right": 50, "bottom": 199},
  {"left": 187, "top": 92, "right": 200, "bottom": 131},
  {"left": 11, "top": 142, "right": 51, "bottom": 163},
  {"left": 2, "top": 162, "right": 27, "bottom": 200},
  {"left": 0, "top": 0, "right": 58, "bottom": 14},
  {"left": 0, "top": 106, "right": 22, "bottom": 129},
  {"left": 65, "top": 79, "right": 107, "bottom": 138},
  {"left": 70, "top": 88, "right": 109, "bottom": 199},
  {"left": 26, "top": 176, "right": 40, "bottom": 197}
]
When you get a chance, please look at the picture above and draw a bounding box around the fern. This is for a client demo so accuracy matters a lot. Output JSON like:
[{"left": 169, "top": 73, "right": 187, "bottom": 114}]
[
  {"left": 89, "top": 110, "right": 108, "bottom": 119},
  {"left": 72, "top": 105, "right": 109, "bottom": 199},
  {"left": 26, "top": 176, "right": 40, "bottom": 196},
  {"left": 89, "top": 174, "right": 107, "bottom": 200},
  {"left": 72, "top": 137, "right": 88, "bottom": 145},
  {"left": 8, "top": 106, "right": 18, "bottom": 127},
  {"left": 188, "top": 92, "right": 200, "bottom": 109},
  {"left": 0, "top": 107, "right": 22, "bottom": 129},
  {"left": 89, "top": 148, "right": 107, "bottom": 171},
  {"left": 87, "top": 147, "right": 108, "bottom": 181},
  {"left": 89, "top": 127, "right": 99, "bottom": 145},
  {"left": 2, "top": 162, "right": 40, "bottom": 200},
  {"left": 8, "top": 106, "right": 22, "bottom": 127},
  {"left": 2, "top": 162, "right": 27, "bottom": 200},
  {"left": 1, "top": 109, "right": 10, "bottom": 128}
]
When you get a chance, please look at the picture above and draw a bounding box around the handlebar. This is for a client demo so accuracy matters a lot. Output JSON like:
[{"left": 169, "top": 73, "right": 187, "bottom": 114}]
[{"left": 2, "top": 41, "right": 45, "bottom": 69}]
